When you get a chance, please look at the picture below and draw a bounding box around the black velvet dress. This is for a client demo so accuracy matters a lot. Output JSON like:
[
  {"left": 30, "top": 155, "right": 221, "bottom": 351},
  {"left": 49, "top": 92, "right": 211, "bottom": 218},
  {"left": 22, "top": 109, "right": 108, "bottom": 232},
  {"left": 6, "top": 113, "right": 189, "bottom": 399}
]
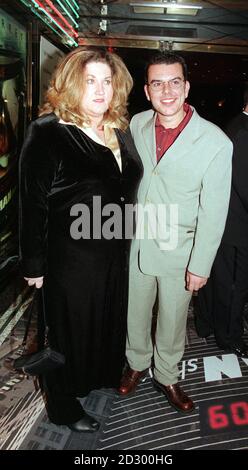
[{"left": 19, "top": 113, "right": 143, "bottom": 424}]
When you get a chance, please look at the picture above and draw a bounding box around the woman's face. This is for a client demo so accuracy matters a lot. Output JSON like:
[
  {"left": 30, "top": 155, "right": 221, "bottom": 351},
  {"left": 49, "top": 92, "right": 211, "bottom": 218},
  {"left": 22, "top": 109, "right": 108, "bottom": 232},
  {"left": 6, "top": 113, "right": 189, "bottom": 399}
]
[{"left": 81, "top": 61, "right": 114, "bottom": 124}]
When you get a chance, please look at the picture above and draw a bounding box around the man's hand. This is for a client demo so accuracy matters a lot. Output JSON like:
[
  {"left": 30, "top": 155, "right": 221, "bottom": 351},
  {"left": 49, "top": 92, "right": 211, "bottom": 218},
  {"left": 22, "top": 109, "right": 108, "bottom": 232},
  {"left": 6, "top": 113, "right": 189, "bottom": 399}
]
[
  {"left": 24, "top": 276, "right": 44, "bottom": 289},
  {"left": 186, "top": 270, "right": 208, "bottom": 293}
]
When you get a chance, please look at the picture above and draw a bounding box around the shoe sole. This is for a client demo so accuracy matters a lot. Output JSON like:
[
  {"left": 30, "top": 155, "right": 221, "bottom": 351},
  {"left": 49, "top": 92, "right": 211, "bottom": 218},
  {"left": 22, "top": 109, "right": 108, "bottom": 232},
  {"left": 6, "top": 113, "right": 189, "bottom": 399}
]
[{"left": 153, "top": 380, "right": 195, "bottom": 414}]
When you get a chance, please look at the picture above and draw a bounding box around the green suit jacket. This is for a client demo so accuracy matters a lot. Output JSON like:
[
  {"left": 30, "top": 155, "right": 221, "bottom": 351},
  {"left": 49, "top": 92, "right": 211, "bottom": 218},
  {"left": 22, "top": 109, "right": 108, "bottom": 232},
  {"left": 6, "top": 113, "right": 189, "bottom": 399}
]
[{"left": 130, "top": 106, "right": 233, "bottom": 278}]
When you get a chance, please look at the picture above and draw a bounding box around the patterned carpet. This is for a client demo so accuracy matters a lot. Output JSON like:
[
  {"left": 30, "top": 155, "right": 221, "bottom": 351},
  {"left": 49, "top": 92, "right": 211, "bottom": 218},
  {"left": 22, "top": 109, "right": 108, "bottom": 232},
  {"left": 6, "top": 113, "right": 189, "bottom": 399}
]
[
  {"left": 1, "top": 280, "right": 248, "bottom": 450},
  {"left": 96, "top": 335, "right": 248, "bottom": 450}
]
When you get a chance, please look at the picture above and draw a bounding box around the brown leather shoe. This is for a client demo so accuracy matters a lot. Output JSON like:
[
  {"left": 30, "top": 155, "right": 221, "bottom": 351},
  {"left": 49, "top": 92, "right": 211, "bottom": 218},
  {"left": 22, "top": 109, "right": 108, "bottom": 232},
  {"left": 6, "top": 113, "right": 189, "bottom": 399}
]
[
  {"left": 153, "top": 379, "right": 195, "bottom": 413},
  {"left": 118, "top": 367, "right": 148, "bottom": 395}
]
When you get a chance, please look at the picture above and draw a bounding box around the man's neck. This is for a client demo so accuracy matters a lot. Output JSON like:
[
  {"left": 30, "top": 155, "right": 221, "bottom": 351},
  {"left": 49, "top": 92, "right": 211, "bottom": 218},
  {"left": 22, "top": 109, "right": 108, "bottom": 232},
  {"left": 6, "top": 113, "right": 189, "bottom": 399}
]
[{"left": 158, "top": 109, "right": 186, "bottom": 129}]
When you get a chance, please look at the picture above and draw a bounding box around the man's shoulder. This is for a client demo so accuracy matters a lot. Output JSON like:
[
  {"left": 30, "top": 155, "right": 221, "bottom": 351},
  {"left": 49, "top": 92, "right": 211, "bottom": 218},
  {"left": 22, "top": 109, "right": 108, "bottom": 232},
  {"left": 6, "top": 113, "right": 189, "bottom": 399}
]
[
  {"left": 227, "top": 112, "right": 245, "bottom": 127},
  {"left": 226, "top": 112, "right": 248, "bottom": 138},
  {"left": 131, "top": 109, "right": 154, "bottom": 126},
  {"left": 194, "top": 110, "right": 232, "bottom": 147}
]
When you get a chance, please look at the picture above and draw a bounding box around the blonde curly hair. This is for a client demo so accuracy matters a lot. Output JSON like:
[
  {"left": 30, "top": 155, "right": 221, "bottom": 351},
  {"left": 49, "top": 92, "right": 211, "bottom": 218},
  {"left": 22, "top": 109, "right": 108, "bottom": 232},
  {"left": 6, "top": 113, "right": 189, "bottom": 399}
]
[{"left": 40, "top": 47, "right": 133, "bottom": 133}]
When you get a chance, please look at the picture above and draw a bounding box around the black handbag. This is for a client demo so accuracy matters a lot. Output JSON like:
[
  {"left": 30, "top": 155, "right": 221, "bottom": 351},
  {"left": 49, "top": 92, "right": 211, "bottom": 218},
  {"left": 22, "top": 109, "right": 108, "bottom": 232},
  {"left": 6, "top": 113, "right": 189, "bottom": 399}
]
[{"left": 13, "top": 287, "right": 65, "bottom": 376}]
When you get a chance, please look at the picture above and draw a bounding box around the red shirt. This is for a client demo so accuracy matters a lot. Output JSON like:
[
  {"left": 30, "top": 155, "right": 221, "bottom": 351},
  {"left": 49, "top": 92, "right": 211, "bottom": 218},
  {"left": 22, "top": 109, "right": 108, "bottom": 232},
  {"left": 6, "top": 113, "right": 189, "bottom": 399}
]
[{"left": 155, "top": 103, "right": 193, "bottom": 162}]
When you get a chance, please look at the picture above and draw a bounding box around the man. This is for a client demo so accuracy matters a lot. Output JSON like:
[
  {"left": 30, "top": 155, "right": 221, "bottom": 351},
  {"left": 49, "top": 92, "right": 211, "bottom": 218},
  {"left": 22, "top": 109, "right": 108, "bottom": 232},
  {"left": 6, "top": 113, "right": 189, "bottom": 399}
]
[
  {"left": 196, "top": 86, "right": 248, "bottom": 357},
  {"left": 118, "top": 52, "right": 233, "bottom": 413}
]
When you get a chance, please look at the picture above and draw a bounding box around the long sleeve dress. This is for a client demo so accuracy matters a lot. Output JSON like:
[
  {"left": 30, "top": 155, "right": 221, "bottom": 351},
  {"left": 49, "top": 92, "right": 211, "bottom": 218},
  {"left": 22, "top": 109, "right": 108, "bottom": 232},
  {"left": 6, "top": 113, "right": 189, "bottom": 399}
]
[{"left": 19, "top": 113, "right": 143, "bottom": 424}]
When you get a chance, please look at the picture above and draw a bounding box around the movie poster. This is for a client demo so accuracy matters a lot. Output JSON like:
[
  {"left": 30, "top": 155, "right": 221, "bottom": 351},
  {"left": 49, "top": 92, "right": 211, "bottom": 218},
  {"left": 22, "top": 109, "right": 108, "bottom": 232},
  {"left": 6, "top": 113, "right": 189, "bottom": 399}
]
[
  {"left": 0, "top": 8, "right": 26, "bottom": 285},
  {"left": 39, "top": 36, "right": 65, "bottom": 105}
]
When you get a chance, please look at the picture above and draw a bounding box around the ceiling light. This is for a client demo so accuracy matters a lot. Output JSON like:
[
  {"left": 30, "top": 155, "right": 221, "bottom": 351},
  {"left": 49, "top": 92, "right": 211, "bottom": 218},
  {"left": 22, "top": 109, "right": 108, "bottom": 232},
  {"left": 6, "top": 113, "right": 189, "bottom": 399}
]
[
  {"left": 130, "top": 2, "right": 202, "bottom": 8},
  {"left": 130, "top": 2, "right": 202, "bottom": 16},
  {"left": 166, "top": 7, "right": 201, "bottom": 15}
]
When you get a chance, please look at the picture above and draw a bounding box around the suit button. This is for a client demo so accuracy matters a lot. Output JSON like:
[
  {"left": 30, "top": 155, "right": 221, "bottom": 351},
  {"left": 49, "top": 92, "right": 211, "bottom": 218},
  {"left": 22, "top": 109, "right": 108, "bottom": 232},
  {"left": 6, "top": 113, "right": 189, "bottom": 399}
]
[{"left": 120, "top": 197, "right": 125, "bottom": 201}]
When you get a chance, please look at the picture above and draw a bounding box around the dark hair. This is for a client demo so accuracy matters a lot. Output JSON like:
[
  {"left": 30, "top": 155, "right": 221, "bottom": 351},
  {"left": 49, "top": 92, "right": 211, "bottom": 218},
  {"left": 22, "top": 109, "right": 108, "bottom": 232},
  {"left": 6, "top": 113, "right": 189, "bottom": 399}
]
[{"left": 144, "top": 51, "right": 188, "bottom": 84}]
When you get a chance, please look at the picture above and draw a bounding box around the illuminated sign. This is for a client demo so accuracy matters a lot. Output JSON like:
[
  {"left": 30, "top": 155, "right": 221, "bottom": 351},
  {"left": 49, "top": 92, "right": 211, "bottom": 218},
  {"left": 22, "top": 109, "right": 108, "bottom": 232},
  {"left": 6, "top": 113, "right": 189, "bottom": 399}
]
[
  {"left": 199, "top": 396, "right": 248, "bottom": 436},
  {"left": 181, "top": 353, "right": 248, "bottom": 437},
  {"left": 18, "top": 0, "right": 79, "bottom": 47}
]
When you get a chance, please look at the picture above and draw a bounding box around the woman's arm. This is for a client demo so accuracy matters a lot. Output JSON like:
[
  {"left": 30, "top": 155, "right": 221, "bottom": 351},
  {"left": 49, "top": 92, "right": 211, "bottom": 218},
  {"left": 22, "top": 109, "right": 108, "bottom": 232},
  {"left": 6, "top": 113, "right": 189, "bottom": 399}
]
[{"left": 19, "top": 118, "right": 58, "bottom": 279}]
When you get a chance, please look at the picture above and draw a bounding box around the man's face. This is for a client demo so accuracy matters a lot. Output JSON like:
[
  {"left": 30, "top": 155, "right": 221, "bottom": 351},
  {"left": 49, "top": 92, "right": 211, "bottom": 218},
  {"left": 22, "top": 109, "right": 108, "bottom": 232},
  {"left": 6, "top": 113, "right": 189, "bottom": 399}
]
[{"left": 144, "top": 62, "right": 190, "bottom": 127}]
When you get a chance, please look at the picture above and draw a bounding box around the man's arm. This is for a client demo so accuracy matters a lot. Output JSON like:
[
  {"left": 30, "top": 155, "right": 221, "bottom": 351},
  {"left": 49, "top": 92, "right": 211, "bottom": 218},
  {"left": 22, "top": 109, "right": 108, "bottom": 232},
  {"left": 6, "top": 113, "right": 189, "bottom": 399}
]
[
  {"left": 187, "top": 139, "right": 233, "bottom": 278},
  {"left": 186, "top": 271, "right": 208, "bottom": 292}
]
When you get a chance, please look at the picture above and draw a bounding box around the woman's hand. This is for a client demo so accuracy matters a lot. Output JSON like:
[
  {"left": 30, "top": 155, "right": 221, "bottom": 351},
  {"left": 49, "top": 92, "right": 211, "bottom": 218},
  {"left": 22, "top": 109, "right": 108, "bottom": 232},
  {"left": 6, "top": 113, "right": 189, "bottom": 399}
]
[{"left": 24, "top": 276, "right": 44, "bottom": 288}]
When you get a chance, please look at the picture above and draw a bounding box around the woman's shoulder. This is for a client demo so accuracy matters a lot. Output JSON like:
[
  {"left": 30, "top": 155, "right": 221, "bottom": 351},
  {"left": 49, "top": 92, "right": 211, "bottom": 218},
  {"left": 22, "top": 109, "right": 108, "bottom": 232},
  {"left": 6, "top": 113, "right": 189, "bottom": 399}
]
[
  {"left": 32, "top": 112, "right": 59, "bottom": 131},
  {"left": 26, "top": 114, "right": 60, "bottom": 143}
]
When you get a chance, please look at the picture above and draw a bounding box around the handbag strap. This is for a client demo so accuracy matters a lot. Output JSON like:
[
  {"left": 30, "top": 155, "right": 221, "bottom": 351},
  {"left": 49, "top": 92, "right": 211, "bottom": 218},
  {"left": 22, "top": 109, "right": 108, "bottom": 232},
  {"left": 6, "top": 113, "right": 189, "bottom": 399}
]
[
  {"left": 21, "top": 288, "right": 37, "bottom": 347},
  {"left": 21, "top": 286, "right": 48, "bottom": 347}
]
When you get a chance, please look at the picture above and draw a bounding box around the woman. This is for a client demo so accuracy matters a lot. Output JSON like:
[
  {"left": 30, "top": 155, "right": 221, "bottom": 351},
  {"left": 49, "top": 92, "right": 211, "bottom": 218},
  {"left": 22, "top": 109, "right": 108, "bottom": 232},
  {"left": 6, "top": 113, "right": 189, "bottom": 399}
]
[{"left": 19, "top": 47, "right": 143, "bottom": 432}]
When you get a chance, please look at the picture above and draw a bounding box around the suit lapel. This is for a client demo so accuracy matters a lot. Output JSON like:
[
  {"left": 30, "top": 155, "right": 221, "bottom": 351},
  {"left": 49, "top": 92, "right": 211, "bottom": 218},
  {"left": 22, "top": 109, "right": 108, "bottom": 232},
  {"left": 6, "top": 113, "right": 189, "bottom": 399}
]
[
  {"left": 142, "top": 113, "right": 157, "bottom": 167},
  {"left": 157, "top": 107, "right": 199, "bottom": 168}
]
